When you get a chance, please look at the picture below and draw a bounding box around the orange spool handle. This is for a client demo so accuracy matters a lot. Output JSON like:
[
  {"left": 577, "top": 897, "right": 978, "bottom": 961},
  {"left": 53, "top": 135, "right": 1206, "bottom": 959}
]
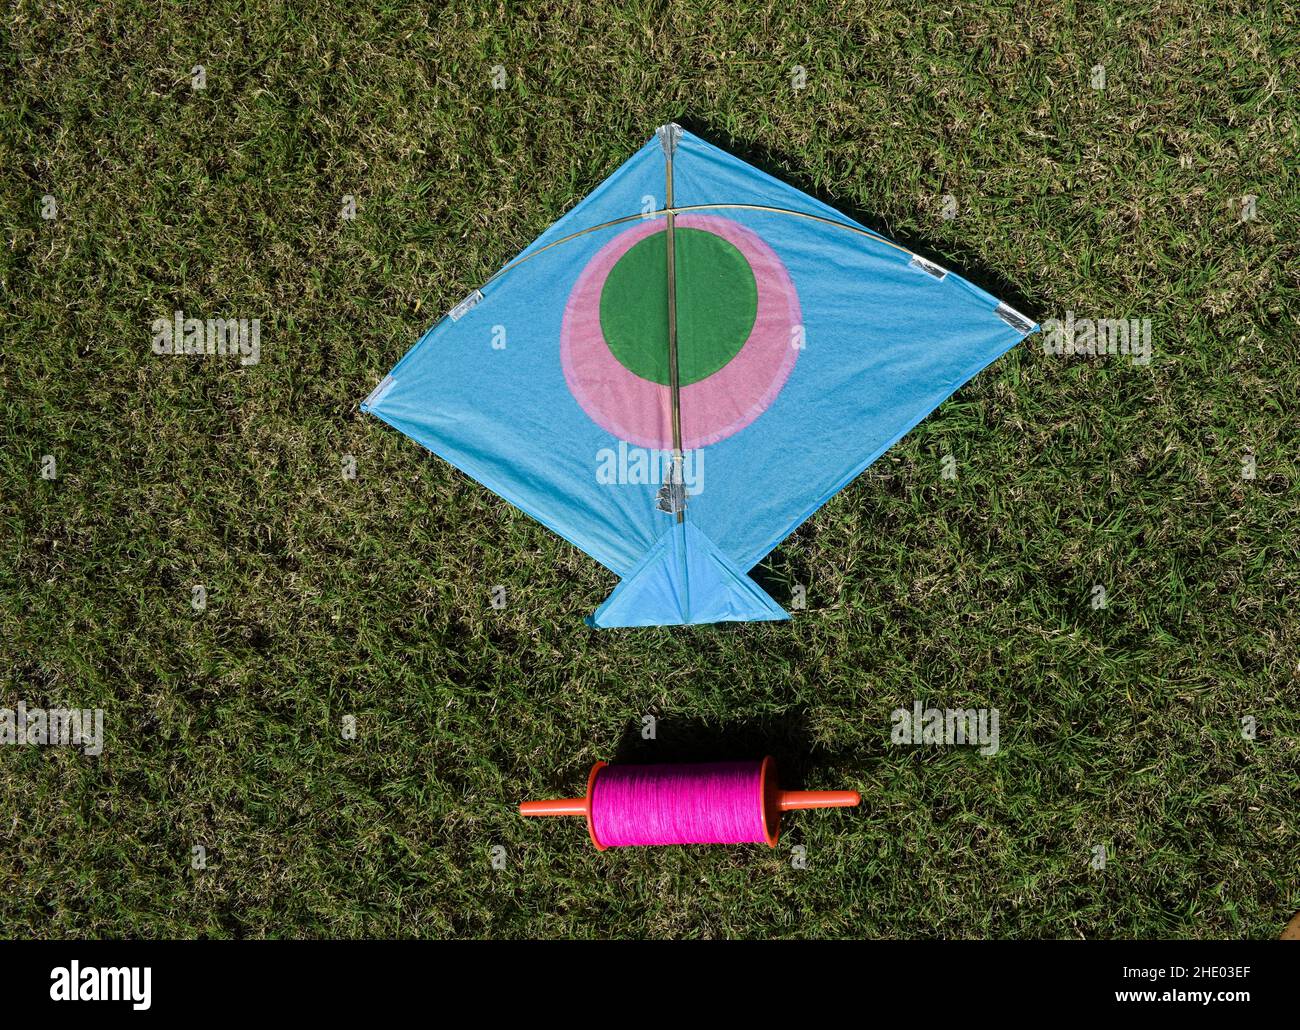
[
  {"left": 519, "top": 798, "right": 591, "bottom": 816},
  {"left": 519, "top": 761, "right": 609, "bottom": 849},
  {"left": 778, "top": 790, "right": 861, "bottom": 810}
]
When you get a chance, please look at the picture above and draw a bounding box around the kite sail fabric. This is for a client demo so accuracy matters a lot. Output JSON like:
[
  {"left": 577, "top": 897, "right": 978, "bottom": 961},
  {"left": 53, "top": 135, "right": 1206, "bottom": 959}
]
[{"left": 363, "top": 124, "right": 1038, "bottom": 628}]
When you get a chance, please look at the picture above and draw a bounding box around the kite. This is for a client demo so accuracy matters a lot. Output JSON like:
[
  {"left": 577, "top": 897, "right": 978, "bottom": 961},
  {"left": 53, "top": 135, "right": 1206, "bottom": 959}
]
[{"left": 362, "top": 124, "right": 1037, "bottom": 627}]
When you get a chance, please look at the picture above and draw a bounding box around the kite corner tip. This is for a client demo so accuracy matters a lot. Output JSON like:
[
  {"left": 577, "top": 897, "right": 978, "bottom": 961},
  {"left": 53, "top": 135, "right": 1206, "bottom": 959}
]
[
  {"left": 995, "top": 302, "right": 1038, "bottom": 337},
  {"left": 654, "top": 122, "right": 684, "bottom": 154},
  {"left": 360, "top": 373, "right": 397, "bottom": 415}
]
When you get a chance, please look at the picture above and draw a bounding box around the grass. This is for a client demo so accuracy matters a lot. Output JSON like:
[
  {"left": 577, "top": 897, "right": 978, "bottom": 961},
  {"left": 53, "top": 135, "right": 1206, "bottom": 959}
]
[{"left": 1, "top": 0, "right": 1297, "bottom": 939}]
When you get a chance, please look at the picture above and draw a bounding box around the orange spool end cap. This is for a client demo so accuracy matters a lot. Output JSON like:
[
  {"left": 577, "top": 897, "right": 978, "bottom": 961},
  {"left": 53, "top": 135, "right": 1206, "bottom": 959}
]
[
  {"left": 583, "top": 761, "right": 608, "bottom": 851},
  {"left": 760, "top": 756, "right": 782, "bottom": 847}
]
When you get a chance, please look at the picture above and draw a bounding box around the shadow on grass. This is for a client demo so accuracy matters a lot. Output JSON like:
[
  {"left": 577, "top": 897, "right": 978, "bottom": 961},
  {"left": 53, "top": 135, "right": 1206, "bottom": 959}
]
[
  {"left": 674, "top": 116, "right": 1042, "bottom": 320},
  {"left": 609, "top": 710, "right": 852, "bottom": 791}
]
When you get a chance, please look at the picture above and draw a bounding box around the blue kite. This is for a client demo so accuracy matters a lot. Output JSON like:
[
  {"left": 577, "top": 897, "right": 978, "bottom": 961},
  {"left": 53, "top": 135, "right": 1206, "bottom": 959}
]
[{"left": 363, "top": 124, "right": 1037, "bottom": 627}]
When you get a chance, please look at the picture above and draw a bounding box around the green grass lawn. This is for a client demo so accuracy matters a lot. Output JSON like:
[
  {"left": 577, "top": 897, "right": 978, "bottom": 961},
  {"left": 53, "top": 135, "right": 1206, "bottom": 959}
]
[{"left": 2, "top": 1, "right": 1297, "bottom": 939}]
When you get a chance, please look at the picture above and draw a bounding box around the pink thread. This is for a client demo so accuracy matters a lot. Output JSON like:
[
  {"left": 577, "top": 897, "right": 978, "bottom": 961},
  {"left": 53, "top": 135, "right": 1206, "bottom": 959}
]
[{"left": 590, "top": 760, "right": 767, "bottom": 847}]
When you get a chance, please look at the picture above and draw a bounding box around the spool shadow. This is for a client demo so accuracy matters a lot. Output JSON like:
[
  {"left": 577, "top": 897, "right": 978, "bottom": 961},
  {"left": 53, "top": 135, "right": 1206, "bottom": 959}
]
[{"left": 610, "top": 711, "right": 855, "bottom": 790}]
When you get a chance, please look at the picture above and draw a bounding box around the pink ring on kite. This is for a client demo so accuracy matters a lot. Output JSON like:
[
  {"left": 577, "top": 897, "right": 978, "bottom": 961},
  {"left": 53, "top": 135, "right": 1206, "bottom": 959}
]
[{"left": 561, "top": 214, "right": 801, "bottom": 450}]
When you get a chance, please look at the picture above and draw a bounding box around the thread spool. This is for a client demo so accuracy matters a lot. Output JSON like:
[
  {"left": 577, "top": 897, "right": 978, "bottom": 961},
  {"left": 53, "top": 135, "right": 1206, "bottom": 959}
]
[{"left": 519, "top": 756, "right": 860, "bottom": 849}]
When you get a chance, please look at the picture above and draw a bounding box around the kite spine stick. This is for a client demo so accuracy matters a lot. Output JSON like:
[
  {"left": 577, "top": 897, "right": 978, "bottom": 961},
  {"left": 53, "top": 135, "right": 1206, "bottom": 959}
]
[
  {"left": 661, "top": 126, "right": 688, "bottom": 527},
  {"left": 660, "top": 123, "right": 691, "bottom": 621}
]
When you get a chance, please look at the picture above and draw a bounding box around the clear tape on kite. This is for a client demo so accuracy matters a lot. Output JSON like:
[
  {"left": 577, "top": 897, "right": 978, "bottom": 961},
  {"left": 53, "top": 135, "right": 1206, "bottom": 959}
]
[
  {"left": 448, "top": 289, "right": 484, "bottom": 322},
  {"left": 361, "top": 374, "right": 397, "bottom": 412},
  {"left": 656, "top": 122, "right": 683, "bottom": 155},
  {"left": 995, "top": 302, "right": 1036, "bottom": 335},
  {"left": 909, "top": 255, "right": 948, "bottom": 280},
  {"left": 656, "top": 459, "right": 688, "bottom": 515},
  {"left": 656, "top": 478, "right": 687, "bottom": 515}
]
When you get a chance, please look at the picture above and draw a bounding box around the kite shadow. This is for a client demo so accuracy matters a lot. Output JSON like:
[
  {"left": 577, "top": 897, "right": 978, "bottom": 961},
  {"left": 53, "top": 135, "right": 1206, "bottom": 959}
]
[
  {"left": 747, "top": 538, "right": 817, "bottom": 613},
  {"left": 674, "top": 117, "right": 1040, "bottom": 319}
]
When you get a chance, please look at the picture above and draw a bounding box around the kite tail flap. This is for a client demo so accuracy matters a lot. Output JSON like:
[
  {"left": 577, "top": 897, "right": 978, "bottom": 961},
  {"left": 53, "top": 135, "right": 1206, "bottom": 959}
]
[{"left": 587, "top": 522, "right": 790, "bottom": 628}]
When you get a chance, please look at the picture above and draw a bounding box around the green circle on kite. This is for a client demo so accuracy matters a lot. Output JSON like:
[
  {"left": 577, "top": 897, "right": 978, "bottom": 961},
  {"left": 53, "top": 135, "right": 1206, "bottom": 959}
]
[{"left": 599, "top": 227, "right": 758, "bottom": 386}]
